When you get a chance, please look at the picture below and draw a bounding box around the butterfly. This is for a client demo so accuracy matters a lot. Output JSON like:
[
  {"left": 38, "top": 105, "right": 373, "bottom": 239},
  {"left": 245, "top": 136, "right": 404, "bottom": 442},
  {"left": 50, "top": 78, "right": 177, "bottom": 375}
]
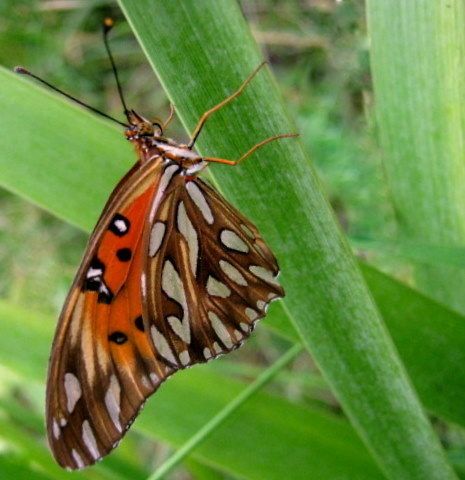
[{"left": 17, "top": 19, "right": 295, "bottom": 470}]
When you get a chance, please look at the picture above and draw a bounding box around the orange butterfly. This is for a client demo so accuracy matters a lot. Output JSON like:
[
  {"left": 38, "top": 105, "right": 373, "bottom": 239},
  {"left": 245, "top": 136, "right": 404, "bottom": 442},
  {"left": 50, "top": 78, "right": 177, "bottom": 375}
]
[{"left": 17, "top": 19, "right": 295, "bottom": 469}]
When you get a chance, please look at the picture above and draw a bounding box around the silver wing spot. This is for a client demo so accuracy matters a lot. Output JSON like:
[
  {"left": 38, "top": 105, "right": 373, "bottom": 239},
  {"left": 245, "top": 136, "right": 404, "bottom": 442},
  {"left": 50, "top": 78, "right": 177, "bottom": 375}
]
[
  {"left": 186, "top": 181, "right": 214, "bottom": 224},
  {"left": 149, "top": 222, "right": 166, "bottom": 257},
  {"left": 206, "top": 276, "right": 231, "bottom": 298},
  {"left": 208, "top": 311, "right": 233, "bottom": 348},
  {"left": 220, "top": 229, "right": 249, "bottom": 253},
  {"left": 219, "top": 260, "right": 248, "bottom": 286},
  {"left": 82, "top": 420, "right": 100, "bottom": 461},
  {"left": 64, "top": 373, "right": 82, "bottom": 413},
  {"left": 177, "top": 201, "right": 199, "bottom": 276},
  {"left": 104, "top": 375, "right": 122, "bottom": 433}
]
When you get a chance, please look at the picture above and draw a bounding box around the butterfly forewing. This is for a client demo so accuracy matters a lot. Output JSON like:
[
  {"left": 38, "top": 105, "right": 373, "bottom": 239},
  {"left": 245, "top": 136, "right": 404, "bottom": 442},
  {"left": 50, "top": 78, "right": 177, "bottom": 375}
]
[
  {"left": 143, "top": 172, "right": 284, "bottom": 368},
  {"left": 46, "top": 158, "right": 177, "bottom": 469}
]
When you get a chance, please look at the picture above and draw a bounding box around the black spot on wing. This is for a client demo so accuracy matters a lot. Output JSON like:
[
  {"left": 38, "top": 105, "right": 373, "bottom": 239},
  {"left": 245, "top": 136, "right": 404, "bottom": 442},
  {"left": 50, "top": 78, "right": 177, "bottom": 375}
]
[
  {"left": 109, "top": 213, "right": 130, "bottom": 236},
  {"left": 108, "top": 331, "right": 128, "bottom": 344},
  {"left": 97, "top": 282, "right": 114, "bottom": 304},
  {"left": 135, "top": 315, "right": 145, "bottom": 332},
  {"left": 84, "top": 257, "right": 105, "bottom": 291},
  {"left": 116, "top": 248, "right": 132, "bottom": 262}
]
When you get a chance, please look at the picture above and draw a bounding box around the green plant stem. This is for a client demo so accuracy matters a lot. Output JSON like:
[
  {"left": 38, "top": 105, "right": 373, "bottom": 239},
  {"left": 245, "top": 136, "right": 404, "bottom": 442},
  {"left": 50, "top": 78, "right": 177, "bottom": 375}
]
[{"left": 147, "top": 344, "right": 303, "bottom": 480}]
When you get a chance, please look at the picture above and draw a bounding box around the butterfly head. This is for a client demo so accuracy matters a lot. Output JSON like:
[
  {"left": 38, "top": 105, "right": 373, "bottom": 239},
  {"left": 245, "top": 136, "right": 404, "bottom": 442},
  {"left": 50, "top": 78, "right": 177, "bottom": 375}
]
[{"left": 124, "top": 110, "right": 163, "bottom": 141}]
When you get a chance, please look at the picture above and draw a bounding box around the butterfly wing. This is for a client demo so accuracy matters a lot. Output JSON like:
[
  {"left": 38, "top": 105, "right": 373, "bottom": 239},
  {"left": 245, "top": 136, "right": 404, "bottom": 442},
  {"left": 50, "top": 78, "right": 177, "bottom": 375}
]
[
  {"left": 46, "top": 158, "right": 176, "bottom": 469},
  {"left": 143, "top": 174, "right": 284, "bottom": 368}
]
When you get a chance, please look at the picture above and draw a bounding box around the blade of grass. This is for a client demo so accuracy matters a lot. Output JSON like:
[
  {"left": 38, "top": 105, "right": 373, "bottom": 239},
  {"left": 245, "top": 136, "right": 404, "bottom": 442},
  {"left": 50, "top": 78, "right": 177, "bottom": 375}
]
[
  {"left": 0, "top": 301, "right": 385, "bottom": 479},
  {"left": 0, "top": 2, "right": 457, "bottom": 477},
  {"left": 0, "top": 59, "right": 454, "bottom": 480},
  {"left": 352, "top": 238, "right": 465, "bottom": 269},
  {"left": 148, "top": 344, "right": 303, "bottom": 480},
  {"left": 117, "top": 1, "right": 455, "bottom": 478},
  {"left": 367, "top": 1, "right": 465, "bottom": 313}
]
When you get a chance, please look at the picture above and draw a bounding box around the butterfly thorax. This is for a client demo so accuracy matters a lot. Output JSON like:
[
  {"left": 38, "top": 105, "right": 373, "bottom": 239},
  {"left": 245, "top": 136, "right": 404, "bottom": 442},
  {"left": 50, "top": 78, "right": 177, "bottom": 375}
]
[{"left": 125, "top": 111, "right": 207, "bottom": 176}]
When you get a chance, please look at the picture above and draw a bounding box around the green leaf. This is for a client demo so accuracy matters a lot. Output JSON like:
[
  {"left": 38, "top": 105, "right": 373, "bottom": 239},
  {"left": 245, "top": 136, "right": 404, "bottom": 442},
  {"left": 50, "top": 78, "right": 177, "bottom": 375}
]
[
  {"left": 0, "top": 301, "right": 384, "bottom": 480},
  {"left": 0, "top": 1, "right": 456, "bottom": 478},
  {"left": 366, "top": 1, "right": 465, "bottom": 313},
  {"left": 361, "top": 264, "right": 465, "bottom": 427},
  {"left": 0, "top": 67, "right": 130, "bottom": 232},
  {"left": 117, "top": 1, "right": 455, "bottom": 478},
  {"left": 352, "top": 238, "right": 465, "bottom": 269}
]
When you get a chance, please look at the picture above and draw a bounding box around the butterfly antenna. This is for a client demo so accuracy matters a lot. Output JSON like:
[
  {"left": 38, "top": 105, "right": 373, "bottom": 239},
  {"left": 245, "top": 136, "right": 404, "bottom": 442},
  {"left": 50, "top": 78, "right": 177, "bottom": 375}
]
[
  {"left": 103, "top": 18, "right": 131, "bottom": 123},
  {"left": 14, "top": 66, "right": 129, "bottom": 128}
]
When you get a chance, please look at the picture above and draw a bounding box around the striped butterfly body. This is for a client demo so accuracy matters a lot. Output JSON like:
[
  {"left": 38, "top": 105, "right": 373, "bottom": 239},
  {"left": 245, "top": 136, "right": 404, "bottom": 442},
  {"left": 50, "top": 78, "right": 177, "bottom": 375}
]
[{"left": 46, "top": 103, "right": 287, "bottom": 468}]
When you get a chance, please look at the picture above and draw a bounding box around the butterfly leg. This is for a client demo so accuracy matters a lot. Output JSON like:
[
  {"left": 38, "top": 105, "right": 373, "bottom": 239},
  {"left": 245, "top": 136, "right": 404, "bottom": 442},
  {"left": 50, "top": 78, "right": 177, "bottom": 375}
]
[
  {"left": 163, "top": 104, "right": 176, "bottom": 129},
  {"left": 188, "top": 62, "right": 267, "bottom": 148},
  {"left": 204, "top": 133, "right": 298, "bottom": 166}
]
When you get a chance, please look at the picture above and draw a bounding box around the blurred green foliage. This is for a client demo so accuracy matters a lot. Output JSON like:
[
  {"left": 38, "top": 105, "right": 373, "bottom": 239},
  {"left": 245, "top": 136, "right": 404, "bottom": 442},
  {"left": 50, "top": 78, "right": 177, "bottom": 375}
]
[
  {"left": 0, "top": 0, "right": 393, "bottom": 314},
  {"left": 3, "top": 1, "right": 463, "bottom": 479}
]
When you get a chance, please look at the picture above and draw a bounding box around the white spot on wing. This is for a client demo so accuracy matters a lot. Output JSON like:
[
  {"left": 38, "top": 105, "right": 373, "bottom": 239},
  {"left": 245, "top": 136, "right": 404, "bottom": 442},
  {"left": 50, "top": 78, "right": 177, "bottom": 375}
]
[
  {"left": 220, "top": 230, "right": 249, "bottom": 253},
  {"left": 141, "top": 375, "right": 151, "bottom": 389},
  {"left": 240, "top": 322, "right": 250, "bottom": 332},
  {"left": 213, "top": 342, "right": 222, "bottom": 354},
  {"left": 245, "top": 308, "right": 258, "bottom": 321},
  {"left": 151, "top": 326, "right": 178, "bottom": 365},
  {"left": 257, "top": 300, "right": 266, "bottom": 310},
  {"left": 86, "top": 267, "right": 102, "bottom": 279},
  {"left": 149, "top": 164, "right": 180, "bottom": 222},
  {"left": 72, "top": 449, "right": 85, "bottom": 469},
  {"left": 179, "top": 350, "right": 190, "bottom": 366},
  {"left": 114, "top": 219, "right": 128, "bottom": 233},
  {"left": 177, "top": 201, "right": 199, "bottom": 276},
  {"left": 219, "top": 260, "right": 247, "bottom": 286},
  {"left": 82, "top": 420, "right": 100, "bottom": 460},
  {"left": 208, "top": 311, "right": 233, "bottom": 348},
  {"left": 203, "top": 348, "right": 212, "bottom": 359},
  {"left": 52, "top": 419, "right": 61, "bottom": 439},
  {"left": 186, "top": 181, "right": 214, "bottom": 224},
  {"left": 150, "top": 372, "right": 159, "bottom": 385},
  {"left": 249, "top": 265, "right": 280, "bottom": 286},
  {"left": 206, "top": 276, "right": 231, "bottom": 298},
  {"left": 162, "top": 260, "right": 191, "bottom": 343},
  {"left": 168, "top": 316, "right": 190, "bottom": 343},
  {"left": 104, "top": 375, "right": 122, "bottom": 433},
  {"left": 64, "top": 373, "right": 82, "bottom": 413},
  {"left": 234, "top": 330, "right": 243, "bottom": 341},
  {"left": 149, "top": 222, "right": 166, "bottom": 257}
]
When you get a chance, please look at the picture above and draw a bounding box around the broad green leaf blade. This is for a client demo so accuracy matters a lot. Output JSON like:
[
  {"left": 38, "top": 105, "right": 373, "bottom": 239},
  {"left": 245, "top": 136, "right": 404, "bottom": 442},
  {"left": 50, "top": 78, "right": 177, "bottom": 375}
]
[
  {"left": 367, "top": 1, "right": 465, "bottom": 313},
  {"left": 0, "top": 67, "right": 131, "bottom": 232},
  {"left": 117, "top": 1, "right": 455, "bottom": 478},
  {"left": 0, "top": 302, "right": 384, "bottom": 480},
  {"left": 361, "top": 264, "right": 465, "bottom": 426}
]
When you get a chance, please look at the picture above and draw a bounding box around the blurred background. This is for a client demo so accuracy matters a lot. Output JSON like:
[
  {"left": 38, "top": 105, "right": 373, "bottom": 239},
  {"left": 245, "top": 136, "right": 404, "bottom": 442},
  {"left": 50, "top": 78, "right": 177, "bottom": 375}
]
[
  {"left": 1, "top": 1, "right": 448, "bottom": 479},
  {"left": 0, "top": 0, "right": 396, "bottom": 317}
]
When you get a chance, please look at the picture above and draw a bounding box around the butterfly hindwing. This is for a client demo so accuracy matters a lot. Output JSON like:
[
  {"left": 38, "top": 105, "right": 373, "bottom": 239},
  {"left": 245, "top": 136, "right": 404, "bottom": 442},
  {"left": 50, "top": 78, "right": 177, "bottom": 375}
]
[{"left": 143, "top": 174, "right": 284, "bottom": 368}]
